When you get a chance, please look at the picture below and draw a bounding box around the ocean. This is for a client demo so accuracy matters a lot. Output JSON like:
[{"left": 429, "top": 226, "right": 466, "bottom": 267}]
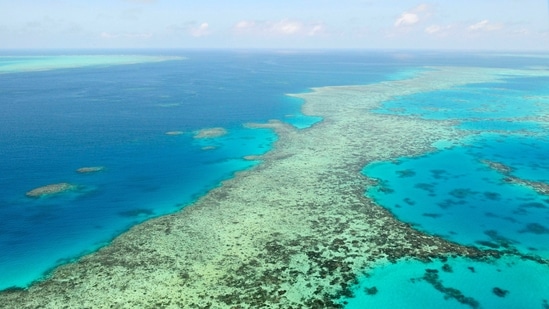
[
  {"left": 1, "top": 50, "right": 548, "bottom": 308},
  {"left": 0, "top": 50, "right": 411, "bottom": 290}
]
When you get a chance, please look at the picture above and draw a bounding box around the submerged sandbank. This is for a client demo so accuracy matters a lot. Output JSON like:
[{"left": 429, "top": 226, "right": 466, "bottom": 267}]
[
  {"left": 76, "top": 166, "right": 105, "bottom": 174},
  {"left": 0, "top": 55, "right": 183, "bottom": 74},
  {"left": 3, "top": 66, "right": 548, "bottom": 308},
  {"left": 165, "top": 131, "right": 185, "bottom": 136}
]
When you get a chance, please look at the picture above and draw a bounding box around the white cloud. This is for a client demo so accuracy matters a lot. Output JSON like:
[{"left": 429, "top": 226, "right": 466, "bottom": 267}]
[
  {"left": 395, "top": 13, "right": 419, "bottom": 27},
  {"left": 271, "top": 20, "right": 302, "bottom": 35},
  {"left": 424, "top": 24, "right": 453, "bottom": 37},
  {"left": 468, "top": 20, "right": 503, "bottom": 32},
  {"left": 100, "top": 32, "right": 117, "bottom": 39},
  {"left": 424, "top": 25, "right": 441, "bottom": 34},
  {"left": 233, "top": 19, "right": 325, "bottom": 36},
  {"left": 190, "top": 22, "right": 210, "bottom": 37},
  {"left": 234, "top": 20, "right": 255, "bottom": 30},
  {"left": 394, "top": 4, "right": 432, "bottom": 28},
  {"left": 308, "top": 24, "right": 324, "bottom": 36}
]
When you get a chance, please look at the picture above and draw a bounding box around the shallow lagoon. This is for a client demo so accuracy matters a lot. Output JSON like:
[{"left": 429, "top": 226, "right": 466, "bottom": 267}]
[
  {"left": 364, "top": 134, "right": 549, "bottom": 258},
  {"left": 342, "top": 256, "right": 549, "bottom": 309},
  {"left": 374, "top": 76, "right": 549, "bottom": 120}
]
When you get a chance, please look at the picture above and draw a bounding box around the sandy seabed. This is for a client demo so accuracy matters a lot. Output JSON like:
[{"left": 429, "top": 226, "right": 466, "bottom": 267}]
[{"left": 3, "top": 67, "right": 548, "bottom": 308}]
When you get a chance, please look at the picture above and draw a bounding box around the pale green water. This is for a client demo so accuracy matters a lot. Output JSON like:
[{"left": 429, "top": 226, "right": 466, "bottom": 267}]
[
  {"left": 342, "top": 256, "right": 549, "bottom": 309},
  {"left": 0, "top": 55, "right": 182, "bottom": 74}
]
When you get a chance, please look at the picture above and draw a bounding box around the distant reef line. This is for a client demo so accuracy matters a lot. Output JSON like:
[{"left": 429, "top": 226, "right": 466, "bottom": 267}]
[{"left": 0, "top": 55, "right": 184, "bottom": 74}]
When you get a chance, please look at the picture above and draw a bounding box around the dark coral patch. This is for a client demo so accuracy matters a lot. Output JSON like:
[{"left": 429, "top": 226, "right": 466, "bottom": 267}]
[
  {"left": 364, "top": 286, "right": 378, "bottom": 295},
  {"left": 397, "top": 169, "right": 416, "bottom": 178},
  {"left": 449, "top": 188, "right": 477, "bottom": 199},
  {"left": 519, "top": 223, "right": 549, "bottom": 235},
  {"left": 431, "top": 169, "right": 449, "bottom": 180},
  {"left": 483, "top": 192, "right": 501, "bottom": 201},
  {"left": 423, "top": 213, "right": 443, "bottom": 218},
  {"left": 492, "top": 287, "right": 509, "bottom": 297}
]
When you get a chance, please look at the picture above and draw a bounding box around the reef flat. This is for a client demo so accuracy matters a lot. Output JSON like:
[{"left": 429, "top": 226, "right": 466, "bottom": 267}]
[
  {"left": 193, "top": 127, "right": 228, "bottom": 139},
  {"left": 482, "top": 159, "right": 549, "bottom": 196},
  {"left": 25, "top": 183, "right": 75, "bottom": 198},
  {"left": 76, "top": 166, "right": 105, "bottom": 174},
  {"left": 2, "top": 67, "right": 547, "bottom": 308}
]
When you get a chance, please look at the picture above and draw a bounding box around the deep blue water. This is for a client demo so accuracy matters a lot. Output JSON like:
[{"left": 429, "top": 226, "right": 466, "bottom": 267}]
[{"left": 0, "top": 50, "right": 426, "bottom": 290}]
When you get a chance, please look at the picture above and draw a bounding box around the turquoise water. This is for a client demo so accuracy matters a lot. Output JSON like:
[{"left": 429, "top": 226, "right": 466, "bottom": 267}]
[
  {"left": 0, "top": 55, "right": 180, "bottom": 73},
  {"left": 342, "top": 257, "right": 549, "bottom": 309},
  {"left": 374, "top": 77, "right": 549, "bottom": 120},
  {"left": 364, "top": 134, "right": 549, "bottom": 258},
  {"left": 458, "top": 120, "right": 544, "bottom": 132}
]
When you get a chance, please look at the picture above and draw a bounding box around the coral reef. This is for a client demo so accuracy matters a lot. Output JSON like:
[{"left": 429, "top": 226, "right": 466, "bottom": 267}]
[
  {"left": 76, "top": 166, "right": 105, "bottom": 174},
  {"left": 25, "top": 183, "right": 75, "bottom": 198},
  {"left": 193, "top": 127, "right": 227, "bottom": 139}
]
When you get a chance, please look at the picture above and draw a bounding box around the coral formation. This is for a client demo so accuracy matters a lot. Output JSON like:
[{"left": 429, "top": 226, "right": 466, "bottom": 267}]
[
  {"left": 193, "top": 127, "right": 227, "bottom": 139},
  {"left": 76, "top": 166, "right": 105, "bottom": 174},
  {"left": 25, "top": 183, "right": 75, "bottom": 198}
]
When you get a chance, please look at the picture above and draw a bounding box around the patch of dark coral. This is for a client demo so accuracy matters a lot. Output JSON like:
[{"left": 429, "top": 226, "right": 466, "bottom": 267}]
[
  {"left": 449, "top": 188, "right": 477, "bottom": 199},
  {"left": 422, "top": 269, "right": 480, "bottom": 309},
  {"left": 492, "top": 287, "right": 509, "bottom": 297},
  {"left": 397, "top": 169, "right": 416, "bottom": 178},
  {"left": 519, "top": 223, "right": 549, "bottom": 235},
  {"left": 364, "top": 286, "right": 378, "bottom": 295},
  {"left": 441, "top": 264, "right": 453, "bottom": 273},
  {"left": 484, "top": 230, "right": 514, "bottom": 249}
]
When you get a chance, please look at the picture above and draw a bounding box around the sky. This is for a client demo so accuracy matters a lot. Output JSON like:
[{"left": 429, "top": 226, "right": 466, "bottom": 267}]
[{"left": 1, "top": 0, "right": 548, "bottom": 50}]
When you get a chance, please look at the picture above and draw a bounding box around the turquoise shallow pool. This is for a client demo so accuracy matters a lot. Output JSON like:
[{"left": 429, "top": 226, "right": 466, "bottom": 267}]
[
  {"left": 364, "top": 134, "right": 549, "bottom": 258},
  {"left": 342, "top": 256, "right": 549, "bottom": 309}
]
